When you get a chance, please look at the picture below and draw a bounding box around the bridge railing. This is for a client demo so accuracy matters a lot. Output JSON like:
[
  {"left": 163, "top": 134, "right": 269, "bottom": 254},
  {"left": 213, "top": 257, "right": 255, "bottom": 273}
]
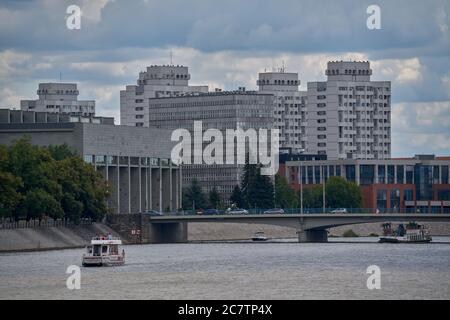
[{"left": 172, "top": 207, "right": 448, "bottom": 216}]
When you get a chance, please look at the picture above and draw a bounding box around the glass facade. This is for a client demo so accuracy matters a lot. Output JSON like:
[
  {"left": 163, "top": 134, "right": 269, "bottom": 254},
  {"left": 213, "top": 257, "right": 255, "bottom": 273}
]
[
  {"left": 345, "top": 165, "right": 356, "bottom": 182},
  {"left": 433, "top": 166, "right": 440, "bottom": 184},
  {"left": 360, "top": 165, "right": 375, "bottom": 185},
  {"left": 403, "top": 189, "right": 413, "bottom": 201},
  {"left": 396, "top": 165, "right": 404, "bottom": 184},
  {"left": 390, "top": 189, "right": 400, "bottom": 211},
  {"left": 442, "top": 166, "right": 449, "bottom": 184},
  {"left": 387, "top": 165, "right": 395, "bottom": 184},
  {"left": 378, "top": 165, "right": 385, "bottom": 183},
  {"left": 376, "top": 189, "right": 387, "bottom": 211},
  {"left": 414, "top": 165, "right": 433, "bottom": 201},
  {"left": 406, "top": 166, "right": 414, "bottom": 184}
]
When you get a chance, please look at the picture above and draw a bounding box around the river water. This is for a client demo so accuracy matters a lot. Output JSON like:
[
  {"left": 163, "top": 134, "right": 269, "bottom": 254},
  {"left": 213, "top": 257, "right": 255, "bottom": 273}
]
[{"left": 1, "top": 237, "right": 449, "bottom": 300}]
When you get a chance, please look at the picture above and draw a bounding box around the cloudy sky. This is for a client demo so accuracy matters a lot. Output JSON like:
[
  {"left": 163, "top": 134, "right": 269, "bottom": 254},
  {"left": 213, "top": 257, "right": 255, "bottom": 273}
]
[{"left": 0, "top": 0, "right": 449, "bottom": 156}]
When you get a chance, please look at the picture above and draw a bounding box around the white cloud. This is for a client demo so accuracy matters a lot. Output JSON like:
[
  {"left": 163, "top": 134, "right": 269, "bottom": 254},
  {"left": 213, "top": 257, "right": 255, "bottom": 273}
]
[{"left": 372, "top": 58, "right": 422, "bottom": 84}]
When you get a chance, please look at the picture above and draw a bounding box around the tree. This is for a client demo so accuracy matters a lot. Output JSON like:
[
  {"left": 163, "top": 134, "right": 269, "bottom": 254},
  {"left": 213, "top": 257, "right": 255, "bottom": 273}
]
[
  {"left": 0, "top": 137, "right": 110, "bottom": 222},
  {"left": 0, "top": 145, "right": 22, "bottom": 218},
  {"left": 182, "top": 178, "right": 207, "bottom": 210},
  {"left": 240, "top": 157, "right": 274, "bottom": 209},
  {"left": 325, "top": 176, "right": 362, "bottom": 209},
  {"left": 208, "top": 187, "right": 221, "bottom": 209},
  {"left": 18, "top": 188, "right": 64, "bottom": 220},
  {"left": 275, "top": 174, "right": 298, "bottom": 209},
  {"left": 48, "top": 144, "right": 74, "bottom": 161},
  {"left": 299, "top": 176, "right": 362, "bottom": 210},
  {"left": 230, "top": 185, "right": 245, "bottom": 208}
]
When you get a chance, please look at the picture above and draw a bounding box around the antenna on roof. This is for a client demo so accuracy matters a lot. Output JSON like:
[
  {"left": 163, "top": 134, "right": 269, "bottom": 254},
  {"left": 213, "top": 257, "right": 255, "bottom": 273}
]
[
  {"left": 59, "top": 71, "right": 62, "bottom": 82},
  {"left": 282, "top": 60, "right": 285, "bottom": 73},
  {"left": 170, "top": 50, "right": 173, "bottom": 65}
]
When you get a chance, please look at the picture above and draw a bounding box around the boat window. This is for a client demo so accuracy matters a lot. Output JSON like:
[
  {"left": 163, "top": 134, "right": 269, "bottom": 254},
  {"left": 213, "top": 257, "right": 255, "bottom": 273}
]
[
  {"left": 110, "top": 245, "right": 118, "bottom": 255},
  {"left": 102, "top": 246, "right": 108, "bottom": 254},
  {"left": 93, "top": 245, "right": 101, "bottom": 256},
  {"left": 87, "top": 246, "right": 93, "bottom": 254}
]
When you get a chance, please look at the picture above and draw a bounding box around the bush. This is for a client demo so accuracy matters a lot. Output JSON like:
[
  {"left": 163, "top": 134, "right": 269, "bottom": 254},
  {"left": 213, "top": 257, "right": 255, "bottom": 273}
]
[
  {"left": 369, "top": 233, "right": 379, "bottom": 237},
  {"left": 343, "top": 229, "right": 359, "bottom": 237}
]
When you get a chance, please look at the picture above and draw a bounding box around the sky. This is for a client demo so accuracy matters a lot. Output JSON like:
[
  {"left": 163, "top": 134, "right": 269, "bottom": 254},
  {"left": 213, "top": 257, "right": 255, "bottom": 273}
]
[{"left": 0, "top": 0, "right": 449, "bottom": 157}]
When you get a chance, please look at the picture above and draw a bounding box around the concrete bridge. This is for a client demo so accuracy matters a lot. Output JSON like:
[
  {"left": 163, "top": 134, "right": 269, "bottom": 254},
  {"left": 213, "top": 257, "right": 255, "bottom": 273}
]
[{"left": 106, "top": 213, "right": 450, "bottom": 243}]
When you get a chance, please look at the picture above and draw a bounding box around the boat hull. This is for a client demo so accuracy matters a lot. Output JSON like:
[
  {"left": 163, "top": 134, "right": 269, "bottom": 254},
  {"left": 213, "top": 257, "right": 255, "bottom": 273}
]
[
  {"left": 378, "top": 236, "right": 432, "bottom": 243},
  {"left": 82, "top": 255, "right": 125, "bottom": 267}
]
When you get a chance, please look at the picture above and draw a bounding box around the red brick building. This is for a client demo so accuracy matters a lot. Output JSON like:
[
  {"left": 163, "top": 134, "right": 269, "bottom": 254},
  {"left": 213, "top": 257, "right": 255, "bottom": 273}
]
[{"left": 280, "top": 155, "right": 450, "bottom": 213}]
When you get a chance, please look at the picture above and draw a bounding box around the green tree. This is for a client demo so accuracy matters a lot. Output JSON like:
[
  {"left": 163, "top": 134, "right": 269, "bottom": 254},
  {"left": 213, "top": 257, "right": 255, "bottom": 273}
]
[
  {"left": 182, "top": 179, "right": 207, "bottom": 210},
  {"left": 18, "top": 188, "right": 64, "bottom": 220},
  {"left": 208, "top": 187, "right": 221, "bottom": 209},
  {"left": 325, "top": 176, "right": 362, "bottom": 209},
  {"left": 229, "top": 185, "right": 245, "bottom": 208},
  {"left": 240, "top": 157, "right": 274, "bottom": 209},
  {"left": 301, "top": 186, "right": 323, "bottom": 209},
  {"left": 48, "top": 144, "right": 74, "bottom": 161},
  {"left": 1, "top": 137, "right": 110, "bottom": 222},
  {"left": 0, "top": 145, "right": 22, "bottom": 218},
  {"left": 275, "top": 174, "right": 298, "bottom": 208}
]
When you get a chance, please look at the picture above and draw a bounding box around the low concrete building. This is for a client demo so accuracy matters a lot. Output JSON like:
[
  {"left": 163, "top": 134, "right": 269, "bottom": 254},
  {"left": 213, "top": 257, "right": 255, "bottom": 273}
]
[{"left": 0, "top": 110, "right": 181, "bottom": 214}]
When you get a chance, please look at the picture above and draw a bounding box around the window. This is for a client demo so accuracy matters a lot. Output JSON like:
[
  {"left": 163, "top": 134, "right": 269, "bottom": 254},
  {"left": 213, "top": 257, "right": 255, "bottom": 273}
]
[
  {"left": 135, "top": 107, "right": 144, "bottom": 111},
  {"left": 377, "top": 189, "right": 387, "bottom": 211},
  {"left": 378, "top": 165, "right": 385, "bottom": 184},
  {"left": 135, "top": 115, "right": 144, "bottom": 119},
  {"left": 387, "top": 165, "right": 395, "bottom": 184},
  {"left": 442, "top": 166, "right": 449, "bottom": 184},
  {"left": 396, "top": 165, "right": 404, "bottom": 184},
  {"left": 345, "top": 165, "right": 356, "bottom": 182},
  {"left": 404, "top": 189, "right": 413, "bottom": 201},
  {"left": 360, "top": 165, "right": 375, "bottom": 185},
  {"left": 390, "top": 189, "right": 400, "bottom": 211},
  {"left": 317, "top": 95, "right": 326, "bottom": 100}
]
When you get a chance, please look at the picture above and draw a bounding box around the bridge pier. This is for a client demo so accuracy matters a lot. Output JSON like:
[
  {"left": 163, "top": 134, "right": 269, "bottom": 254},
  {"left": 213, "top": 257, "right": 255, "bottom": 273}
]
[{"left": 297, "top": 229, "right": 328, "bottom": 243}]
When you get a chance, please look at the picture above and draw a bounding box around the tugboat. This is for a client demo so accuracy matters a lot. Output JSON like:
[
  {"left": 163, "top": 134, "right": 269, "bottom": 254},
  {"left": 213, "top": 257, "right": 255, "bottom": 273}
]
[
  {"left": 251, "top": 232, "right": 268, "bottom": 242},
  {"left": 82, "top": 235, "right": 125, "bottom": 267},
  {"left": 379, "top": 222, "right": 432, "bottom": 243}
]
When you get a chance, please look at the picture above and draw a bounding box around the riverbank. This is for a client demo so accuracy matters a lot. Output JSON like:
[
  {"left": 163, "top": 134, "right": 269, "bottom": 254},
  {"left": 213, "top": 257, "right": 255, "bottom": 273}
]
[
  {"left": 0, "top": 223, "right": 120, "bottom": 253},
  {"left": 1, "top": 221, "right": 450, "bottom": 252}
]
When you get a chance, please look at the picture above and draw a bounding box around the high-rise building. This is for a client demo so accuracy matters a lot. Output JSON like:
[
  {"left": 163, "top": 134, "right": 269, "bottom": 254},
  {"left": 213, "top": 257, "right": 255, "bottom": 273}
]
[
  {"left": 307, "top": 61, "right": 391, "bottom": 160},
  {"left": 120, "top": 65, "right": 208, "bottom": 126},
  {"left": 21, "top": 83, "right": 95, "bottom": 117},
  {"left": 257, "top": 71, "right": 308, "bottom": 153},
  {"left": 147, "top": 90, "right": 275, "bottom": 200}
]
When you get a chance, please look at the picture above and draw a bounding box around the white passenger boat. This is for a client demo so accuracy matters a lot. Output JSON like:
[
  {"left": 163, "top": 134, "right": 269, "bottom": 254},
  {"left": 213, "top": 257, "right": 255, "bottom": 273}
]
[
  {"left": 251, "top": 232, "right": 268, "bottom": 242},
  {"left": 82, "top": 236, "right": 125, "bottom": 267},
  {"left": 379, "top": 222, "right": 432, "bottom": 243}
]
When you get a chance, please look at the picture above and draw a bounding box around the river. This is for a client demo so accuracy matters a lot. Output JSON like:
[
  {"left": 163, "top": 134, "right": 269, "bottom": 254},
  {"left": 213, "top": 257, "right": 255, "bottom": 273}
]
[{"left": 1, "top": 237, "right": 449, "bottom": 299}]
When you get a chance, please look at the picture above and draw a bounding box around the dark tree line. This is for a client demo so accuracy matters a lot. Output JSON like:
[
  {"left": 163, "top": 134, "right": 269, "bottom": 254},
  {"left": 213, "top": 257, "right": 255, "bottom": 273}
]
[{"left": 0, "top": 137, "right": 110, "bottom": 222}]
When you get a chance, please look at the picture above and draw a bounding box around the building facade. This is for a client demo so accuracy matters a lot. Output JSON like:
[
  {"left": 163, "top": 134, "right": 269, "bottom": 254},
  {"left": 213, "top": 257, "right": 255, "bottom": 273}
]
[
  {"left": 120, "top": 65, "right": 209, "bottom": 126},
  {"left": 21, "top": 83, "right": 96, "bottom": 117},
  {"left": 0, "top": 110, "right": 180, "bottom": 214},
  {"left": 257, "top": 71, "right": 308, "bottom": 153},
  {"left": 281, "top": 155, "right": 450, "bottom": 213},
  {"left": 147, "top": 91, "right": 275, "bottom": 200},
  {"left": 307, "top": 61, "right": 391, "bottom": 159}
]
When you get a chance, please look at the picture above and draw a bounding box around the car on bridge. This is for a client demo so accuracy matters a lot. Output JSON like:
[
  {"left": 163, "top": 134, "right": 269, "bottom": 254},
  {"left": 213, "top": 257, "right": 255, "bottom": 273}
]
[
  {"left": 204, "top": 209, "right": 220, "bottom": 215},
  {"left": 263, "top": 208, "right": 285, "bottom": 214},
  {"left": 331, "top": 208, "right": 348, "bottom": 214},
  {"left": 226, "top": 208, "right": 249, "bottom": 215},
  {"left": 142, "top": 210, "right": 163, "bottom": 216}
]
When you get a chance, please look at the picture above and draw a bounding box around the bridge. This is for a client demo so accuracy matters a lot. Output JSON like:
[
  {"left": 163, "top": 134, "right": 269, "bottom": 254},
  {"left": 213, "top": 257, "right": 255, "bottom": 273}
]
[{"left": 106, "top": 213, "right": 450, "bottom": 243}]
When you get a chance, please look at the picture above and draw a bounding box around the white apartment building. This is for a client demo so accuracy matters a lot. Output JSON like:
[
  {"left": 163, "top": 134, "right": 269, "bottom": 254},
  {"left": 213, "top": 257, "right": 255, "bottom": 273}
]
[
  {"left": 21, "top": 83, "right": 95, "bottom": 117},
  {"left": 307, "top": 61, "right": 391, "bottom": 160},
  {"left": 257, "top": 71, "right": 308, "bottom": 153},
  {"left": 120, "top": 65, "right": 208, "bottom": 126}
]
